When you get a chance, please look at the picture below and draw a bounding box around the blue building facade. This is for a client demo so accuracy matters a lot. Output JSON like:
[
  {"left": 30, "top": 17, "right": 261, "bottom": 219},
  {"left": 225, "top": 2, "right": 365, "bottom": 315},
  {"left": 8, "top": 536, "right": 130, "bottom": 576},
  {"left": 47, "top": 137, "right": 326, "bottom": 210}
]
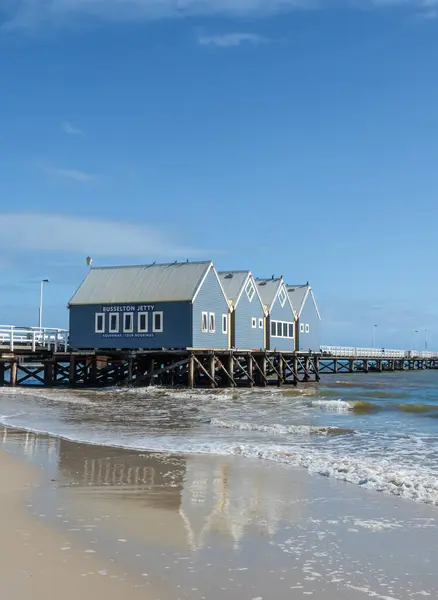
[
  {"left": 218, "top": 271, "right": 266, "bottom": 350},
  {"left": 287, "top": 284, "right": 321, "bottom": 352},
  {"left": 68, "top": 261, "right": 229, "bottom": 350},
  {"left": 256, "top": 278, "right": 295, "bottom": 351}
]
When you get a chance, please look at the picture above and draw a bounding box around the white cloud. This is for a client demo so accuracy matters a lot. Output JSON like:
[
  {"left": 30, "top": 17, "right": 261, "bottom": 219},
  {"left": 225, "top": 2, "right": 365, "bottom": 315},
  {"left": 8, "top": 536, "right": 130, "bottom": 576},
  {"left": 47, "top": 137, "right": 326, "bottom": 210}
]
[
  {"left": 3, "top": 0, "right": 437, "bottom": 29},
  {"left": 51, "top": 167, "right": 95, "bottom": 182},
  {"left": 62, "top": 121, "right": 85, "bottom": 135},
  {"left": 0, "top": 213, "right": 201, "bottom": 259},
  {"left": 197, "top": 33, "right": 267, "bottom": 47}
]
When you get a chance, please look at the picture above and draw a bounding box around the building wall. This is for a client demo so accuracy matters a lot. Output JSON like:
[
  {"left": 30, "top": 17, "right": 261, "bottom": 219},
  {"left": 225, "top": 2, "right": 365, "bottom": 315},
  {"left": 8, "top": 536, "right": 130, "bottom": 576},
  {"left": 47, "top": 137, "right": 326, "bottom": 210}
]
[
  {"left": 267, "top": 294, "right": 295, "bottom": 351},
  {"left": 69, "top": 301, "right": 192, "bottom": 350},
  {"left": 296, "top": 296, "right": 320, "bottom": 352},
  {"left": 233, "top": 283, "right": 265, "bottom": 350},
  {"left": 192, "top": 267, "right": 229, "bottom": 349}
]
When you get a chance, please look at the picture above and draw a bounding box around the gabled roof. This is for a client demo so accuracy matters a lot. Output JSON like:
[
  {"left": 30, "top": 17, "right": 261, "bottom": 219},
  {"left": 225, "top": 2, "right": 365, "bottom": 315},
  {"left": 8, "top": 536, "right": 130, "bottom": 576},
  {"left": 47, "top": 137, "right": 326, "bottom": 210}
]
[
  {"left": 255, "top": 277, "right": 294, "bottom": 314},
  {"left": 218, "top": 270, "right": 266, "bottom": 313},
  {"left": 69, "top": 261, "right": 219, "bottom": 305},
  {"left": 286, "top": 284, "right": 321, "bottom": 320},
  {"left": 218, "top": 271, "right": 249, "bottom": 305}
]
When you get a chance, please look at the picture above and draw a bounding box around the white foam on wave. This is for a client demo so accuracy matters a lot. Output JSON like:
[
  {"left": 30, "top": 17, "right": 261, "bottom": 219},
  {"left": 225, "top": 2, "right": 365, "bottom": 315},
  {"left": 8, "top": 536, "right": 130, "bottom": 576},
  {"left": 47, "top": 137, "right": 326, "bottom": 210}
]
[
  {"left": 309, "top": 399, "right": 352, "bottom": 412},
  {"left": 0, "top": 387, "right": 94, "bottom": 406},
  {"left": 210, "top": 418, "right": 354, "bottom": 436}
]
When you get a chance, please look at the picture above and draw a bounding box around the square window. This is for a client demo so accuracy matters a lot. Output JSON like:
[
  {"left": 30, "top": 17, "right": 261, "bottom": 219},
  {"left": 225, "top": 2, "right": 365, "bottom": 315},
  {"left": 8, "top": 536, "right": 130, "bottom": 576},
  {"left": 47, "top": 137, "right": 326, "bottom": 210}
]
[
  {"left": 138, "top": 312, "right": 148, "bottom": 333},
  {"left": 95, "top": 313, "right": 105, "bottom": 333},
  {"left": 209, "top": 312, "right": 215, "bottom": 333},
  {"left": 282, "top": 322, "right": 288, "bottom": 337},
  {"left": 305, "top": 324, "right": 310, "bottom": 333},
  {"left": 300, "top": 323, "right": 305, "bottom": 333},
  {"left": 271, "top": 321, "right": 276, "bottom": 337},
  {"left": 278, "top": 285, "right": 287, "bottom": 308},
  {"left": 258, "top": 318, "right": 263, "bottom": 329},
  {"left": 202, "top": 312, "right": 208, "bottom": 332},
  {"left": 109, "top": 313, "right": 119, "bottom": 333},
  {"left": 245, "top": 279, "right": 256, "bottom": 302},
  {"left": 123, "top": 312, "right": 134, "bottom": 333},
  {"left": 222, "top": 314, "right": 228, "bottom": 335},
  {"left": 251, "top": 317, "right": 257, "bottom": 328},
  {"left": 153, "top": 311, "right": 163, "bottom": 333},
  {"left": 288, "top": 323, "right": 294, "bottom": 338}
]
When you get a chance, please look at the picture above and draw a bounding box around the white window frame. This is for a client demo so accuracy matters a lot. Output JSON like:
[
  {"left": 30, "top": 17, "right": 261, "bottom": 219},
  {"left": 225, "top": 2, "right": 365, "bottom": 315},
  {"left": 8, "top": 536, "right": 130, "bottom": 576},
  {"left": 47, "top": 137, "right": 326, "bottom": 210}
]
[
  {"left": 278, "top": 285, "right": 287, "bottom": 308},
  {"left": 282, "top": 322, "right": 288, "bottom": 338},
  {"left": 95, "top": 312, "right": 105, "bottom": 333},
  {"left": 271, "top": 320, "right": 277, "bottom": 338},
  {"left": 222, "top": 314, "right": 228, "bottom": 335},
  {"left": 245, "top": 279, "right": 256, "bottom": 302},
  {"left": 202, "top": 312, "right": 208, "bottom": 333},
  {"left": 251, "top": 317, "right": 257, "bottom": 329},
  {"left": 123, "top": 312, "right": 134, "bottom": 333},
  {"left": 258, "top": 318, "right": 263, "bottom": 329},
  {"left": 109, "top": 312, "right": 119, "bottom": 333},
  {"left": 288, "top": 323, "right": 294, "bottom": 338},
  {"left": 209, "top": 312, "right": 216, "bottom": 333},
  {"left": 152, "top": 311, "right": 163, "bottom": 333},
  {"left": 138, "top": 312, "right": 149, "bottom": 333},
  {"left": 305, "top": 324, "right": 310, "bottom": 333},
  {"left": 300, "top": 323, "right": 305, "bottom": 333}
]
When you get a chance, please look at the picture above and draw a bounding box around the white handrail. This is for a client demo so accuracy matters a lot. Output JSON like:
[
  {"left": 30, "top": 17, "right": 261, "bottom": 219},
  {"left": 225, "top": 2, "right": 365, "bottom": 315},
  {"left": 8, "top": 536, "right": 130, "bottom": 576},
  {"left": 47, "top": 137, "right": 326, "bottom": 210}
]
[
  {"left": 0, "top": 325, "right": 69, "bottom": 352},
  {"left": 320, "top": 346, "right": 438, "bottom": 359}
]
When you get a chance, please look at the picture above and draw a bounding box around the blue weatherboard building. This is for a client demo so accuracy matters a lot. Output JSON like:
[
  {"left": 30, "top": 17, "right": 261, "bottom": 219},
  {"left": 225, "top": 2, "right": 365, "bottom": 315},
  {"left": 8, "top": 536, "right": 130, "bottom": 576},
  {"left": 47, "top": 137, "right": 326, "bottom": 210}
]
[
  {"left": 255, "top": 277, "right": 296, "bottom": 351},
  {"left": 218, "top": 271, "right": 267, "bottom": 350},
  {"left": 287, "top": 284, "right": 321, "bottom": 352},
  {"left": 68, "top": 261, "right": 230, "bottom": 350}
]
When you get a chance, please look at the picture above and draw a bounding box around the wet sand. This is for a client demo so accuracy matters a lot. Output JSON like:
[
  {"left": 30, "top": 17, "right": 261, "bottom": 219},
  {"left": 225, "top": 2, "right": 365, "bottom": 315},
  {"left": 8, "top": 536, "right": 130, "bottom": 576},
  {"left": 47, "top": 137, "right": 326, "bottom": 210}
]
[{"left": 2, "top": 427, "right": 438, "bottom": 599}]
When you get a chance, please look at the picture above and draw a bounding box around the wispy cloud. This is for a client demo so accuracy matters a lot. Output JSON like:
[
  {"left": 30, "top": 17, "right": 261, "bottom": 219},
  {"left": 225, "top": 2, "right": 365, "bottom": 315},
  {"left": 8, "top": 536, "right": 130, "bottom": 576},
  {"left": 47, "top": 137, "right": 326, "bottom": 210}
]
[
  {"left": 62, "top": 121, "right": 84, "bottom": 136},
  {"left": 197, "top": 33, "right": 267, "bottom": 47},
  {"left": 50, "top": 167, "right": 95, "bottom": 182},
  {"left": 0, "top": 212, "right": 201, "bottom": 259},
  {"left": 3, "top": 0, "right": 438, "bottom": 29}
]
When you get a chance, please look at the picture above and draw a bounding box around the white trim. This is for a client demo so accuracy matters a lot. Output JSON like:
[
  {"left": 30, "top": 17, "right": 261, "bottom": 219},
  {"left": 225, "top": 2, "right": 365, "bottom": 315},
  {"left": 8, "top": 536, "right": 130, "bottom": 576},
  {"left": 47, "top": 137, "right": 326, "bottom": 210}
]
[
  {"left": 234, "top": 272, "right": 269, "bottom": 316},
  {"left": 278, "top": 284, "right": 287, "bottom": 308},
  {"left": 245, "top": 278, "right": 256, "bottom": 302},
  {"left": 309, "top": 288, "right": 322, "bottom": 321},
  {"left": 95, "top": 312, "right": 105, "bottom": 333},
  {"left": 251, "top": 317, "right": 257, "bottom": 329},
  {"left": 269, "top": 278, "right": 295, "bottom": 315},
  {"left": 192, "top": 262, "right": 230, "bottom": 307},
  {"left": 258, "top": 318, "right": 263, "bottom": 329},
  {"left": 201, "top": 312, "right": 208, "bottom": 333},
  {"left": 109, "top": 312, "right": 119, "bottom": 333},
  {"left": 152, "top": 311, "right": 163, "bottom": 333},
  {"left": 222, "top": 314, "right": 228, "bottom": 335},
  {"left": 123, "top": 312, "right": 134, "bottom": 333},
  {"left": 138, "top": 312, "right": 149, "bottom": 333},
  {"left": 209, "top": 312, "right": 216, "bottom": 333}
]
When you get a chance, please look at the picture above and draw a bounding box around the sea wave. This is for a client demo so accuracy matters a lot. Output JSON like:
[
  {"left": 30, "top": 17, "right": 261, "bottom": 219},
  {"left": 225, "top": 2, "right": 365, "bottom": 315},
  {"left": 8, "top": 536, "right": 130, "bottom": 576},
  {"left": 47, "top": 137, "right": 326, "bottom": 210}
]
[{"left": 210, "top": 418, "right": 356, "bottom": 436}]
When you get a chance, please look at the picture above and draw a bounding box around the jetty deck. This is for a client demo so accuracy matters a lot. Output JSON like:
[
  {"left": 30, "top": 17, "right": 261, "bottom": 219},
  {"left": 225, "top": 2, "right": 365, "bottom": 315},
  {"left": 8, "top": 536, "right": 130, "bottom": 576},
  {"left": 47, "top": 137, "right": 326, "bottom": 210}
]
[{"left": 0, "top": 327, "right": 437, "bottom": 388}]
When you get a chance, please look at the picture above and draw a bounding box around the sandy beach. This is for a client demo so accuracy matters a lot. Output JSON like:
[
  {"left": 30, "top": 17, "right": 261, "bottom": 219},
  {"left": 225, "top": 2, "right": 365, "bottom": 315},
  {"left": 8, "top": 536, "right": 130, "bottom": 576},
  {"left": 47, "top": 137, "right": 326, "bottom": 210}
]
[{"left": 1, "top": 425, "right": 438, "bottom": 600}]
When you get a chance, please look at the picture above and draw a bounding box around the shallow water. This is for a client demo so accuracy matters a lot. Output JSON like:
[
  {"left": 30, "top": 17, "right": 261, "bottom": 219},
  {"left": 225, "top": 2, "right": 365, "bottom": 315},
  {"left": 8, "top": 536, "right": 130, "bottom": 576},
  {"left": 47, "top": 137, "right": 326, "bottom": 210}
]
[{"left": 1, "top": 371, "right": 438, "bottom": 504}]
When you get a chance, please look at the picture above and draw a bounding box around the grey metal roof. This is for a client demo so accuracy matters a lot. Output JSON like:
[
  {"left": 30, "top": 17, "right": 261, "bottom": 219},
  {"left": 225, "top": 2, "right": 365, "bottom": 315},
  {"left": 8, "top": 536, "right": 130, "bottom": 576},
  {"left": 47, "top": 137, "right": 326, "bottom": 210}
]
[
  {"left": 255, "top": 278, "right": 283, "bottom": 309},
  {"left": 218, "top": 271, "right": 250, "bottom": 304},
  {"left": 69, "top": 261, "right": 213, "bottom": 305},
  {"left": 287, "top": 285, "right": 309, "bottom": 316}
]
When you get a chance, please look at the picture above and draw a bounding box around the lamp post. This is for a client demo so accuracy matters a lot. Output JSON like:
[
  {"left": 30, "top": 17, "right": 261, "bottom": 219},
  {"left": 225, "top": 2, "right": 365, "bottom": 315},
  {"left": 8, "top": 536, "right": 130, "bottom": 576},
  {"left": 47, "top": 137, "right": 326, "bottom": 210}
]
[
  {"left": 372, "top": 324, "right": 378, "bottom": 349},
  {"left": 425, "top": 329, "right": 428, "bottom": 351},
  {"left": 413, "top": 329, "right": 419, "bottom": 351},
  {"left": 39, "top": 279, "right": 49, "bottom": 330}
]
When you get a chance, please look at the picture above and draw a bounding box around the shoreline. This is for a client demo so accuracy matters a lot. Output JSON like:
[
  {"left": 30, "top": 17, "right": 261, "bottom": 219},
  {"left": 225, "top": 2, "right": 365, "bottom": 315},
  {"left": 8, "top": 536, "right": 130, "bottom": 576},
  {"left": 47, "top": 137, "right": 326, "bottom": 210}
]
[{"left": 2, "top": 425, "right": 438, "bottom": 599}]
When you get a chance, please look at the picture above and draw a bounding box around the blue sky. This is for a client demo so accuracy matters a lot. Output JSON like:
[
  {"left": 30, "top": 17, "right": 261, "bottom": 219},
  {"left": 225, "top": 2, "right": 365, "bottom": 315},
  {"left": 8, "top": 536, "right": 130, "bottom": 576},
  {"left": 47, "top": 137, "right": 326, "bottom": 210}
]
[{"left": 0, "top": 0, "right": 437, "bottom": 349}]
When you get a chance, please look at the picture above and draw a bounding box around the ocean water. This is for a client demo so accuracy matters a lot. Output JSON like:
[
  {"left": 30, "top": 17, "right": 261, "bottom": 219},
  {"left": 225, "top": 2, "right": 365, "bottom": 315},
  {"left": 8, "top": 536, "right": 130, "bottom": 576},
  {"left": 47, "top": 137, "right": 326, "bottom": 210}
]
[{"left": 1, "top": 370, "right": 438, "bottom": 506}]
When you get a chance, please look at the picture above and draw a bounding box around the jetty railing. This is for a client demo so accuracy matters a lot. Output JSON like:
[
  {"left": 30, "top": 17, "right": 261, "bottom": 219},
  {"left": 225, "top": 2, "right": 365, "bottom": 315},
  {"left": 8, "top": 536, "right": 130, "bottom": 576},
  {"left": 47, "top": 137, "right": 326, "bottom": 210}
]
[
  {"left": 0, "top": 325, "right": 69, "bottom": 352},
  {"left": 320, "top": 346, "right": 438, "bottom": 360}
]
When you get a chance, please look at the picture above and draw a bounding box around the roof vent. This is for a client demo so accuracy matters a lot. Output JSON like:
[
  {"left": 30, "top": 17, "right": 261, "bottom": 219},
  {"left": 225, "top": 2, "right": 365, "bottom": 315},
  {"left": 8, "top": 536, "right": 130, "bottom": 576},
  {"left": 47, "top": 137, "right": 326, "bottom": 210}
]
[
  {"left": 259, "top": 281, "right": 267, "bottom": 286},
  {"left": 225, "top": 273, "right": 233, "bottom": 279}
]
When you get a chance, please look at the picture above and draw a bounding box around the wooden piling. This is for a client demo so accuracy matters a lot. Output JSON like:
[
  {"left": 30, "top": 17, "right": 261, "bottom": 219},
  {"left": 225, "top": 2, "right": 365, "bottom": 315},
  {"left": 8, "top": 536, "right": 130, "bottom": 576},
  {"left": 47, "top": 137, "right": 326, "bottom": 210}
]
[
  {"left": 247, "top": 353, "right": 254, "bottom": 387},
  {"left": 10, "top": 360, "right": 17, "bottom": 387},
  {"left": 208, "top": 354, "right": 216, "bottom": 388},
  {"left": 188, "top": 354, "right": 195, "bottom": 388}
]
